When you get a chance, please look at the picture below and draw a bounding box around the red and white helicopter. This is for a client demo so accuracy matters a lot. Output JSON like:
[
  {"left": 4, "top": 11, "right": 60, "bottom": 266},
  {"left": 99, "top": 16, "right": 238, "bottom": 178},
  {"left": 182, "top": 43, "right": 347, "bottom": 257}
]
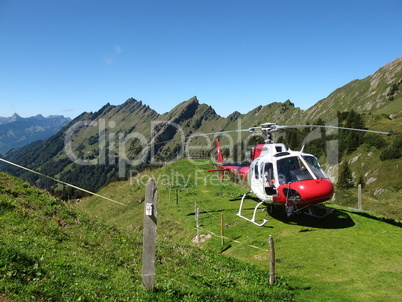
[{"left": 206, "top": 123, "right": 396, "bottom": 226}]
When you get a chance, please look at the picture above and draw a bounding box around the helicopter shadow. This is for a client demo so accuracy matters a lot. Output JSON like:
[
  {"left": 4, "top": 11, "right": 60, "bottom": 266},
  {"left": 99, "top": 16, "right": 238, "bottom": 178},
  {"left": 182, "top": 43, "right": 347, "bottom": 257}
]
[
  {"left": 342, "top": 209, "right": 402, "bottom": 228},
  {"left": 267, "top": 204, "right": 356, "bottom": 229},
  {"left": 229, "top": 195, "right": 261, "bottom": 202}
]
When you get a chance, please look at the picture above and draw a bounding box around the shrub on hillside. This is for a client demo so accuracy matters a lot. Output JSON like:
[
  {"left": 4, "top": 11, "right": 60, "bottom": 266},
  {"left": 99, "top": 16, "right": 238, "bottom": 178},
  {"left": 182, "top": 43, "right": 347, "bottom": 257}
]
[{"left": 380, "top": 136, "right": 402, "bottom": 160}]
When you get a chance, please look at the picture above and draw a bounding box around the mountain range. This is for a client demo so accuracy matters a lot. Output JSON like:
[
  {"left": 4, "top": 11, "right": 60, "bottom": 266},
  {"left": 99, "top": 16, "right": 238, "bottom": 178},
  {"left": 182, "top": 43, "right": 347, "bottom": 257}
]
[
  {"left": 0, "top": 113, "right": 71, "bottom": 154},
  {"left": 0, "top": 57, "right": 401, "bottom": 209}
]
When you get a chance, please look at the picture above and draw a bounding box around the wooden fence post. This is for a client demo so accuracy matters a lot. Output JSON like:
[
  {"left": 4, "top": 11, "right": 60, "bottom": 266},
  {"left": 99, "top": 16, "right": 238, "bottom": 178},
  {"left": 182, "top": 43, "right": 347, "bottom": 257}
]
[
  {"left": 358, "top": 184, "right": 362, "bottom": 210},
  {"left": 142, "top": 178, "right": 158, "bottom": 290},
  {"left": 195, "top": 202, "right": 200, "bottom": 247},
  {"left": 269, "top": 235, "right": 275, "bottom": 285},
  {"left": 220, "top": 213, "right": 224, "bottom": 246}
]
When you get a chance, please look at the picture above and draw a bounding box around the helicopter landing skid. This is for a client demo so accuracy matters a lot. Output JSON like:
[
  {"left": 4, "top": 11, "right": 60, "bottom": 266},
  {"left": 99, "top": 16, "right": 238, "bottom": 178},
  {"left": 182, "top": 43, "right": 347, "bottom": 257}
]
[
  {"left": 300, "top": 204, "right": 333, "bottom": 219},
  {"left": 237, "top": 192, "right": 269, "bottom": 227}
]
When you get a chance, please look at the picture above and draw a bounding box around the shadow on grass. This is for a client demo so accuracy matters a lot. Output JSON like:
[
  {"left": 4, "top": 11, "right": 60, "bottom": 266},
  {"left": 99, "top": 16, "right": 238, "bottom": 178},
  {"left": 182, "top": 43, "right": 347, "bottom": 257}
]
[
  {"left": 229, "top": 195, "right": 260, "bottom": 202},
  {"left": 268, "top": 204, "right": 356, "bottom": 229},
  {"left": 343, "top": 209, "right": 402, "bottom": 228}
]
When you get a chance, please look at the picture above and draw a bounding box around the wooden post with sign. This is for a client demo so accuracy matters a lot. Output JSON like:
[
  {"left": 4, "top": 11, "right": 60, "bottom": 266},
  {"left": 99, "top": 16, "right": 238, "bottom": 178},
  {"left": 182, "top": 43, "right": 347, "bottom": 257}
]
[{"left": 142, "top": 178, "right": 158, "bottom": 290}]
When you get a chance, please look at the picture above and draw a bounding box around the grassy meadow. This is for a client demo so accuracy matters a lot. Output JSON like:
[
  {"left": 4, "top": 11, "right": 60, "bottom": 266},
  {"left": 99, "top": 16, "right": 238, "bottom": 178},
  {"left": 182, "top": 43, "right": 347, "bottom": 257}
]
[
  {"left": 75, "top": 159, "right": 402, "bottom": 301},
  {"left": 1, "top": 158, "right": 401, "bottom": 301},
  {"left": 0, "top": 172, "right": 294, "bottom": 301}
]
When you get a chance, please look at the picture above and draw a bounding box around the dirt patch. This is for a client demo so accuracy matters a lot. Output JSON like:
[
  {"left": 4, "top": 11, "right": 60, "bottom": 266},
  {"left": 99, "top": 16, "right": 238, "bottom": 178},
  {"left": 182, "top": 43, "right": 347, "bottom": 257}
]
[{"left": 192, "top": 233, "right": 212, "bottom": 244}]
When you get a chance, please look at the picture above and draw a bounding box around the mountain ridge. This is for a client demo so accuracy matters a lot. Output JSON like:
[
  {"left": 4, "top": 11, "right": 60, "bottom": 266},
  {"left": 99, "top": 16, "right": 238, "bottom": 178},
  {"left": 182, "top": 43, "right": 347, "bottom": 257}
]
[
  {"left": 0, "top": 57, "right": 401, "bottom": 198},
  {"left": 302, "top": 56, "right": 402, "bottom": 123}
]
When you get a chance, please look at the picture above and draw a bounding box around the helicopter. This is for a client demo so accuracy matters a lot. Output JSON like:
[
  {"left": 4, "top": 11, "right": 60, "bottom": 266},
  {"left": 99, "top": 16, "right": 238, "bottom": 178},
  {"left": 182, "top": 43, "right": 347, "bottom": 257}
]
[{"left": 205, "top": 123, "right": 397, "bottom": 226}]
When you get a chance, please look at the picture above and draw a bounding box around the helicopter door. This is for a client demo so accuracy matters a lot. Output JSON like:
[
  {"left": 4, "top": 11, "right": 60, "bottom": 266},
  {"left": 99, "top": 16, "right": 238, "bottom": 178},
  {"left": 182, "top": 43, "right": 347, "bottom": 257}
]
[
  {"left": 263, "top": 162, "right": 277, "bottom": 196},
  {"left": 249, "top": 160, "right": 266, "bottom": 200},
  {"left": 249, "top": 160, "right": 277, "bottom": 201}
]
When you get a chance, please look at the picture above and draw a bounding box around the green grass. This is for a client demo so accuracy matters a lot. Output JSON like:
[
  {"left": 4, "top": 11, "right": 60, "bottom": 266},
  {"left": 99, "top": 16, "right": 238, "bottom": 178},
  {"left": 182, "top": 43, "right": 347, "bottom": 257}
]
[
  {"left": 0, "top": 172, "right": 295, "bottom": 301},
  {"left": 76, "top": 159, "right": 402, "bottom": 302},
  {"left": 2, "top": 157, "right": 402, "bottom": 301}
]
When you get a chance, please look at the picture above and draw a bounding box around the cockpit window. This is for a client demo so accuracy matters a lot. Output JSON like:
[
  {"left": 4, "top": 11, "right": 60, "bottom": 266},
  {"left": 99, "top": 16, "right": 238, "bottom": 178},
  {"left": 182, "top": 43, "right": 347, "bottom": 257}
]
[
  {"left": 277, "top": 156, "right": 313, "bottom": 184},
  {"left": 302, "top": 156, "right": 328, "bottom": 179}
]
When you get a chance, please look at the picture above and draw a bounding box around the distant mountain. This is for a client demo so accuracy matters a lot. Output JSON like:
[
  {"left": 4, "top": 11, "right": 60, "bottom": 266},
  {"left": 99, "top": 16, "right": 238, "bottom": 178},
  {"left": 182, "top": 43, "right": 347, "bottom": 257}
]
[
  {"left": 0, "top": 113, "right": 24, "bottom": 125},
  {"left": 0, "top": 57, "right": 400, "bottom": 198},
  {"left": 0, "top": 114, "right": 71, "bottom": 154}
]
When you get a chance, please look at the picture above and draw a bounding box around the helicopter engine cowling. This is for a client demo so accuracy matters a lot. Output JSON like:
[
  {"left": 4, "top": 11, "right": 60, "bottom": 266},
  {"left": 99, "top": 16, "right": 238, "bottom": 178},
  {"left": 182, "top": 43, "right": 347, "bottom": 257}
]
[{"left": 273, "top": 178, "right": 334, "bottom": 205}]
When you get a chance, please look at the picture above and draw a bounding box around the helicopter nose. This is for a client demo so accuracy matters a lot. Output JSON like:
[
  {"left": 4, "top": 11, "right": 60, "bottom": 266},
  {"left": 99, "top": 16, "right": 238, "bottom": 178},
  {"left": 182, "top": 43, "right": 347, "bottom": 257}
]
[
  {"left": 298, "top": 178, "right": 334, "bottom": 204},
  {"left": 277, "top": 179, "right": 334, "bottom": 205}
]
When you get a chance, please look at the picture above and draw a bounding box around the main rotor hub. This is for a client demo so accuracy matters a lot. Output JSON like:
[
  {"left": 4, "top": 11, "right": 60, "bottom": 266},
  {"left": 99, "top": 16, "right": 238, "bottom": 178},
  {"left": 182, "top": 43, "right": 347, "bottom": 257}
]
[
  {"left": 249, "top": 123, "right": 278, "bottom": 143},
  {"left": 261, "top": 123, "right": 278, "bottom": 131}
]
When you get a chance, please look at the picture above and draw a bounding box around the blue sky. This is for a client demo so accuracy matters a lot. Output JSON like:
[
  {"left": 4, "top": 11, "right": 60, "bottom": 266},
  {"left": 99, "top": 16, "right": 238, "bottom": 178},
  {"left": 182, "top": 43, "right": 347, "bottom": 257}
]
[{"left": 0, "top": 0, "right": 401, "bottom": 119}]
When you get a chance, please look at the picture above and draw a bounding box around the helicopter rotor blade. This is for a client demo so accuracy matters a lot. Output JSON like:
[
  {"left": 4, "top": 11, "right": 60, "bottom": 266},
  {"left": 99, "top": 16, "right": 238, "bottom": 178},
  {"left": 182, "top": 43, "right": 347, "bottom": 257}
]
[
  {"left": 189, "top": 128, "right": 251, "bottom": 138},
  {"left": 141, "top": 122, "right": 398, "bottom": 148},
  {"left": 275, "top": 124, "right": 399, "bottom": 135}
]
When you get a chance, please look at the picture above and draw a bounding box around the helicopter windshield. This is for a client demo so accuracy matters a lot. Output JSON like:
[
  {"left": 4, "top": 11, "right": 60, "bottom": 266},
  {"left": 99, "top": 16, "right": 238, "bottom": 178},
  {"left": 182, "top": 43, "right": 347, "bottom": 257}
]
[
  {"left": 302, "top": 156, "right": 328, "bottom": 179},
  {"left": 276, "top": 156, "right": 313, "bottom": 184}
]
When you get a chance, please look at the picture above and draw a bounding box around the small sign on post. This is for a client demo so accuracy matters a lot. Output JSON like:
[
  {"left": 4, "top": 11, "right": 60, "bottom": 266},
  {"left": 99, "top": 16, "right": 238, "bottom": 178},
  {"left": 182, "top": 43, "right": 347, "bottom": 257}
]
[{"left": 142, "top": 178, "right": 158, "bottom": 291}]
